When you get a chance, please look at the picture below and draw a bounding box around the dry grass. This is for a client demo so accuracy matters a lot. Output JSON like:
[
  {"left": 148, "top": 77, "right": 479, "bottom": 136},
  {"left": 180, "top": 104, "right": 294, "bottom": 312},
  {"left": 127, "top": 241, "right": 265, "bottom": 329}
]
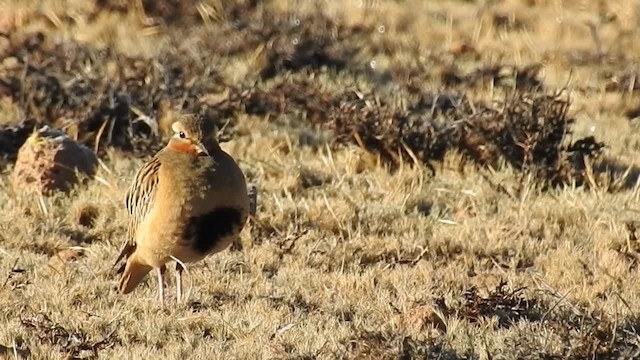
[{"left": 1, "top": 0, "right": 640, "bottom": 359}]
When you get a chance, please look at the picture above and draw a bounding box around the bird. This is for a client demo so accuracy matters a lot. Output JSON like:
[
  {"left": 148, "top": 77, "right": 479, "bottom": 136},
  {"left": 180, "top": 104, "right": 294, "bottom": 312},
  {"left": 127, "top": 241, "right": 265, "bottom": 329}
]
[{"left": 113, "top": 115, "right": 250, "bottom": 306}]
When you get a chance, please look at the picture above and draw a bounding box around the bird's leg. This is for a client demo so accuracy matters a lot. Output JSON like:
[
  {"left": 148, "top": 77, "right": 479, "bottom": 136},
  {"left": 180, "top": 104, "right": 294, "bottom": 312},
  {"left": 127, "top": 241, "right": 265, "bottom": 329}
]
[
  {"left": 157, "top": 265, "right": 166, "bottom": 307},
  {"left": 176, "top": 262, "right": 184, "bottom": 303},
  {"left": 247, "top": 183, "right": 258, "bottom": 216}
]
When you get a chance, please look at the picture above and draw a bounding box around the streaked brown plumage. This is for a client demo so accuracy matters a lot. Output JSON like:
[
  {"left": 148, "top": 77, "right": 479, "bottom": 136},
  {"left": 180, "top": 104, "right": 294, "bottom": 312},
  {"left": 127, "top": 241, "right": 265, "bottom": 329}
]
[{"left": 113, "top": 115, "right": 249, "bottom": 305}]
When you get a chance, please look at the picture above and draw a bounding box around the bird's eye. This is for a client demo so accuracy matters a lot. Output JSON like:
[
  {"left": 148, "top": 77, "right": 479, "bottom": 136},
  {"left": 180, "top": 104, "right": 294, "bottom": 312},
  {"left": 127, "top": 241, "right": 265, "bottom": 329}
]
[{"left": 178, "top": 131, "right": 186, "bottom": 139}]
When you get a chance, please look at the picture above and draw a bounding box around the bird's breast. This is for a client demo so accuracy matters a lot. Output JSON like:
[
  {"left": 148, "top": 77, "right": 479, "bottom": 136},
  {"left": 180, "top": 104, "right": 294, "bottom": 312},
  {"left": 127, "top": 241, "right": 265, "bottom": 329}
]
[{"left": 151, "top": 148, "right": 250, "bottom": 259}]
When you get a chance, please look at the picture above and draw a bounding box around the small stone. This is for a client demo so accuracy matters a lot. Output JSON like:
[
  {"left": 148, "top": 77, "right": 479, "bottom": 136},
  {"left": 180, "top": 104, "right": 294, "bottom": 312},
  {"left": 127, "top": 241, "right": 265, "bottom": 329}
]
[
  {"left": 12, "top": 126, "right": 98, "bottom": 195},
  {"left": 403, "top": 305, "right": 447, "bottom": 332},
  {"left": 48, "top": 249, "right": 84, "bottom": 273},
  {"left": 448, "top": 41, "right": 476, "bottom": 56}
]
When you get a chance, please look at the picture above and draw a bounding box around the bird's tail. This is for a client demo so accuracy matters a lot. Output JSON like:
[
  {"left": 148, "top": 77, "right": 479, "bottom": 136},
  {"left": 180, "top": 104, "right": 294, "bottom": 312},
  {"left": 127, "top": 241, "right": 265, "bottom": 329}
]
[{"left": 118, "top": 254, "right": 153, "bottom": 294}]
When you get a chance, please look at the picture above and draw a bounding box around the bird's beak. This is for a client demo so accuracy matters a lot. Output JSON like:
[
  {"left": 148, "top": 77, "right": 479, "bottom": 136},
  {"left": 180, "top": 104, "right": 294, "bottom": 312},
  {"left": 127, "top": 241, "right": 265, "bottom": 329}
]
[{"left": 194, "top": 143, "right": 209, "bottom": 156}]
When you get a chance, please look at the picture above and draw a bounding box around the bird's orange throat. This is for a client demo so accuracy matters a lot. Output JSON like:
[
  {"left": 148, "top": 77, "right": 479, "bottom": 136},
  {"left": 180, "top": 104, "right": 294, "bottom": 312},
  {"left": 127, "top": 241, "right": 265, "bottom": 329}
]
[{"left": 168, "top": 140, "right": 200, "bottom": 156}]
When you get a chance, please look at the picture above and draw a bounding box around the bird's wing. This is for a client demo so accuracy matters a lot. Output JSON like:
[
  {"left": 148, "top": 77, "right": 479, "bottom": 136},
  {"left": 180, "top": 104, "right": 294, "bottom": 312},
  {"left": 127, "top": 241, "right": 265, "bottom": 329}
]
[{"left": 112, "top": 156, "right": 162, "bottom": 272}]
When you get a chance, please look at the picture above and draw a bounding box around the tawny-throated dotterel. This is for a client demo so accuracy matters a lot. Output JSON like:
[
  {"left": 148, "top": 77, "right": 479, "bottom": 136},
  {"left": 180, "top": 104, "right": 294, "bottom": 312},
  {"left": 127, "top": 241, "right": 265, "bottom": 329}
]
[{"left": 113, "top": 115, "right": 250, "bottom": 305}]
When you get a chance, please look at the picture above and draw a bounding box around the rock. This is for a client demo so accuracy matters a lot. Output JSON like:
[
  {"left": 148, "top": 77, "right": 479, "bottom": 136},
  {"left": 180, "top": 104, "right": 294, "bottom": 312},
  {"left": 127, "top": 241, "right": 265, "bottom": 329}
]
[
  {"left": 402, "top": 305, "right": 447, "bottom": 332},
  {"left": 448, "top": 41, "right": 477, "bottom": 56},
  {"left": 48, "top": 248, "right": 85, "bottom": 273},
  {"left": 12, "top": 126, "right": 98, "bottom": 195}
]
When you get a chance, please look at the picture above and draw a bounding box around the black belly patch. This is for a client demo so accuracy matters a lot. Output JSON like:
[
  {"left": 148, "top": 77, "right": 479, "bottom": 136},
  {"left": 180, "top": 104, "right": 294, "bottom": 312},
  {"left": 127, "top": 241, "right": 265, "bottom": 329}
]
[{"left": 184, "top": 207, "right": 245, "bottom": 254}]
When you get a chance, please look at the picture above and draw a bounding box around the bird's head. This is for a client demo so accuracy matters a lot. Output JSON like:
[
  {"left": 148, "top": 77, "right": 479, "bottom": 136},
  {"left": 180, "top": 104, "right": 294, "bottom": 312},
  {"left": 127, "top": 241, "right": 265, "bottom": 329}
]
[{"left": 167, "top": 115, "right": 213, "bottom": 157}]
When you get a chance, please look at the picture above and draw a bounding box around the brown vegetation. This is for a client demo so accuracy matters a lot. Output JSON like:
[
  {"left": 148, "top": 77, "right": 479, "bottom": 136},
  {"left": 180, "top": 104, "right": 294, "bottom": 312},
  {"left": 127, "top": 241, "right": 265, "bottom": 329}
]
[{"left": 1, "top": 0, "right": 640, "bottom": 358}]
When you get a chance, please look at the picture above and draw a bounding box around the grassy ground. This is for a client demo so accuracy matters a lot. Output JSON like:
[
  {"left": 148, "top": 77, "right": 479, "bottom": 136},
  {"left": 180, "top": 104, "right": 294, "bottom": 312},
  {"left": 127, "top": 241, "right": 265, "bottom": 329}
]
[{"left": 1, "top": 0, "right": 640, "bottom": 359}]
